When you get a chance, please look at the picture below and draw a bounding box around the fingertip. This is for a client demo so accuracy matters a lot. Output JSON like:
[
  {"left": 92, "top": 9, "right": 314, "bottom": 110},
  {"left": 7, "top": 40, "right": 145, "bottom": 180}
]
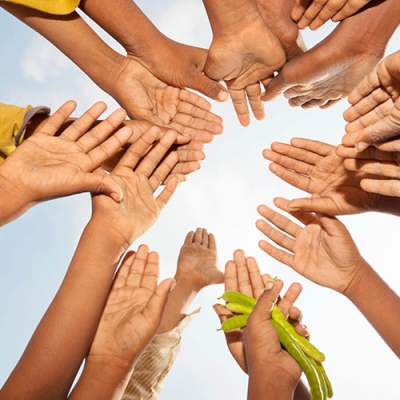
[{"left": 217, "top": 90, "right": 230, "bottom": 102}]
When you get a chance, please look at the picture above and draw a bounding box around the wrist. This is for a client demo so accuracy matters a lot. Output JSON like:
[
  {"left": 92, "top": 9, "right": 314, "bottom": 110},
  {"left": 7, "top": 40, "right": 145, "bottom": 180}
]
[{"left": 342, "top": 258, "right": 372, "bottom": 300}]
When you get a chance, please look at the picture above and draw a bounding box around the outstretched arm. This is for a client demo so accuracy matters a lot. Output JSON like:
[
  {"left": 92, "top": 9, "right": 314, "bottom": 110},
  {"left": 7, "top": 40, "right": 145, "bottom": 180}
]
[
  {"left": 0, "top": 127, "right": 181, "bottom": 400},
  {"left": 0, "top": 2, "right": 224, "bottom": 140},
  {"left": 69, "top": 248, "right": 175, "bottom": 400},
  {"left": 0, "top": 100, "right": 132, "bottom": 227},
  {"left": 78, "top": 0, "right": 229, "bottom": 103}
]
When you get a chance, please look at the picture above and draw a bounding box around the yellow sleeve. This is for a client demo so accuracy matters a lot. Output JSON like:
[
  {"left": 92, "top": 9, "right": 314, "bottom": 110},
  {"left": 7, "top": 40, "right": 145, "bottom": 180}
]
[
  {"left": 0, "top": 102, "right": 50, "bottom": 164},
  {"left": 0, "top": 0, "right": 80, "bottom": 15}
]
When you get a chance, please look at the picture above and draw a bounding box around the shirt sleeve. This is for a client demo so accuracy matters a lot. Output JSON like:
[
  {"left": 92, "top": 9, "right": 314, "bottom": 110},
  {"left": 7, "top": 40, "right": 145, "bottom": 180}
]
[
  {"left": 0, "top": 102, "right": 50, "bottom": 164},
  {"left": 122, "top": 308, "right": 201, "bottom": 400}
]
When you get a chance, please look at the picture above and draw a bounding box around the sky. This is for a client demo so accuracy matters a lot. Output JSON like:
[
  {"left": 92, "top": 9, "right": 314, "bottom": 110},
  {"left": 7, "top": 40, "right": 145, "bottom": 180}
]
[{"left": 1, "top": 1, "right": 400, "bottom": 399}]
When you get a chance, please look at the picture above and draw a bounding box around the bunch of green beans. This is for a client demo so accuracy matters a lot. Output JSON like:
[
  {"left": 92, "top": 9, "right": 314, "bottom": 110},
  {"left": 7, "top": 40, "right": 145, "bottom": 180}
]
[{"left": 217, "top": 291, "right": 333, "bottom": 400}]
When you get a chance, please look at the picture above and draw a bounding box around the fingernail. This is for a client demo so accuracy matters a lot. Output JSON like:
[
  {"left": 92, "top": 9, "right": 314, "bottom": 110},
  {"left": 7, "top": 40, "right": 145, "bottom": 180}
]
[
  {"left": 356, "top": 141, "right": 368, "bottom": 152},
  {"left": 264, "top": 281, "right": 274, "bottom": 290},
  {"left": 217, "top": 91, "right": 230, "bottom": 102},
  {"left": 169, "top": 279, "right": 177, "bottom": 292}
]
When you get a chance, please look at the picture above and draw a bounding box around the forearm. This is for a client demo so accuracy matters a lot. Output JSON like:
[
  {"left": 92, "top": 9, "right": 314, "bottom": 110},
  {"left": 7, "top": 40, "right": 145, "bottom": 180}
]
[
  {"left": 202, "top": 0, "right": 262, "bottom": 35},
  {"left": 248, "top": 365, "right": 296, "bottom": 400},
  {"left": 334, "top": 0, "right": 400, "bottom": 55},
  {"left": 0, "top": 3, "right": 124, "bottom": 95},
  {"left": 345, "top": 259, "right": 400, "bottom": 357},
  {"left": 68, "top": 358, "right": 132, "bottom": 400},
  {"left": 0, "top": 219, "right": 126, "bottom": 400},
  {"left": 79, "top": 0, "right": 166, "bottom": 58},
  {"left": 157, "top": 273, "right": 198, "bottom": 334}
]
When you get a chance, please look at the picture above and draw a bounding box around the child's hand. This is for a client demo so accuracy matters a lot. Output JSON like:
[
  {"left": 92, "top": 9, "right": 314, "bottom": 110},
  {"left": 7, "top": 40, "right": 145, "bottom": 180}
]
[
  {"left": 256, "top": 200, "right": 365, "bottom": 294},
  {"left": 91, "top": 126, "right": 181, "bottom": 249}
]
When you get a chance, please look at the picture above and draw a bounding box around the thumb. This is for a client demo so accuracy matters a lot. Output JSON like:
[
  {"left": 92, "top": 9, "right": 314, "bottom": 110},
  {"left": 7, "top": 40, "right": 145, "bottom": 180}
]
[
  {"left": 251, "top": 280, "right": 283, "bottom": 322},
  {"left": 77, "top": 171, "right": 123, "bottom": 202},
  {"left": 261, "top": 73, "right": 289, "bottom": 102},
  {"left": 144, "top": 278, "right": 176, "bottom": 323},
  {"left": 191, "top": 72, "right": 229, "bottom": 102}
]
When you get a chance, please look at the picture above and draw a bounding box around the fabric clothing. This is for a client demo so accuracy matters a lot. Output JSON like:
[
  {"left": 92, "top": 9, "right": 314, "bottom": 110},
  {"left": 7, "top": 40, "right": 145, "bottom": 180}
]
[
  {"left": 0, "top": 0, "right": 80, "bottom": 15},
  {"left": 123, "top": 308, "right": 200, "bottom": 400},
  {"left": 0, "top": 102, "right": 50, "bottom": 164}
]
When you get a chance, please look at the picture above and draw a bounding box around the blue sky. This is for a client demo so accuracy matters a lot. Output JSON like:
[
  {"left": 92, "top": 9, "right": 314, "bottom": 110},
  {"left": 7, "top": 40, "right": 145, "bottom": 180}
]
[{"left": 1, "top": 2, "right": 400, "bottom": 399}]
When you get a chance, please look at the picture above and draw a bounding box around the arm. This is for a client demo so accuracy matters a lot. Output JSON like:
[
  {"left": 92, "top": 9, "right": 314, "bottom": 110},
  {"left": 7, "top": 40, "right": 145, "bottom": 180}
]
[
  {"left": 0, "top": 127, "right": 181, "bottom": 400},
  {"left": 0, "top": 2, "right": 224, "bottom": 140},
  {"left": 122, "top": 227, "right": 224, "bottom": 400},
  {"left": 202, "top": 0, "right": 286, "bottom": 126},
  {"left": 256, "top": 200, "right": 400, "bottom": 357},
  {"left": 69, "top": 249, "right": 175, "bottom": 400},
  {"left": 0, "top": 100, "right": 132, "bottom": 227},
  {"left": 213, "top": 250, "right": 309, "bottom": 398},
  {"left": 78, "top": 0, "right": 228, "bottom": 102}
]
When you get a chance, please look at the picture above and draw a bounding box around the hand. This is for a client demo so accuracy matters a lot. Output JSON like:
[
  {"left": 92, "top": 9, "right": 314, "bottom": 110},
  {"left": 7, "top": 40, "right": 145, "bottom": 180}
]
[
  {"left": 213, "top": 249, "right": 305, "bottom": 373},
  {"left": 91, "top": 126, "right": 181, "bottom": 249},
  {"left": 87, "top": 247, "right": 175, "bottom": 369},
  {"left": 337, "top": 143, "right": 400, "bottom": 197},
  {"left": 176, "top": 227, "right": 224, "bottom": 292},
  {"left": 343, "top": 50, "right": 400, "bottom": 150},
  {"left": 0, "top": 101, "right": 132, "bottom": 210},
  {"left": 101, "top": 119, "right": 206, "bottom": 183},
  {"left": 244, "top": 279, "right": 302, "bottom": 395},
  {"left": 204, "top": 10, "right": 286, "bottom": 126},
  {"left": 257, "top": 0, "right": 307, "bottom": 60},
  {"left": 263, "top": 137, "right": 381, "bottom": 215},
  {"left": 129, "top": 38, "right": 230, "bottom": 103},
  {"left": 256, "top": 201, "right": 365, "bottom": 294},
  {"left": 110, "top": 57, "right": 224, "bottom": 140},
  {"left": 291, "top": 0, "right": 372, "bottom": 30},
  {"left": 262, "top": 12, "right": 383, "bottom": 109}
]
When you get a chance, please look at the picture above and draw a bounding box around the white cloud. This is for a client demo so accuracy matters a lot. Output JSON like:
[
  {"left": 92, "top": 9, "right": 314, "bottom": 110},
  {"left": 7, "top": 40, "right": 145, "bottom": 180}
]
[{"left": 20, "top": 36, "right": 73, "bottom": 82}]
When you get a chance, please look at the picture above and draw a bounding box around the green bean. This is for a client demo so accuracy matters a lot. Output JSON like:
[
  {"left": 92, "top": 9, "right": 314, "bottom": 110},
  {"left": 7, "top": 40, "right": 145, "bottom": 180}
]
[
  {"left": 272, "top": 305, "right": 325, "bottom": 362},
  {"left": 218, "top": 291, "right": 257, "bottom": 309},
  {"left": 308, "top": 356, "right": 328, "bottom": 400},
  {"left": 317, "top": 361, "right": 333, "bottom": 398},
  {"left": 223, "top": 302, "right": 254, "bottom": 315},
  {"left": 272, "top": 320, "right": 326, "bottom": 400},
  {"left": 217, "top": 314, "right": 249, "bottom": 332}
]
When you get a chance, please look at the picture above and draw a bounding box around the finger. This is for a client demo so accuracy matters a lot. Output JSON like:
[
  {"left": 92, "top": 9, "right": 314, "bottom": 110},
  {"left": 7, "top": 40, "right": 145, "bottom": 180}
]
[
  {"left": 360, "top": 178, "right": 400, "bottom": 197},
  {"left": 75, "top": 107, "right": 128, "bottom": 150},
  {"left": 111, "top": 250, "right": 136, "bottom": 289},
  {"left": 344, "top": 159, "right": 400, "bottom": 177},
  {"left": 148, "top": 151, "right": 179, "bottom": 192},
  {"left": 257, "top": 204, "right": 301, "bottom": 240},
  {"left": 276, "top": 282, "right": 303, "bottom": 317},
  {"left": 261, "top": 73, "right": 289, "bottom": 102},
  {"left": 224, "top": 259, "right": 239, "bottom": 292},
  {"left": 228, "top": 87, "right": 251, "bottom": 127},
  {"left": 258, "top": 238, "right": 295, "bottom": 267},
  {"left": 309, "top": 0, "right": 347, "bottom": 30},
  {"left": 135, "top": 131, "right": 178, "bottom": 177},
  {"left": 209, "top": 233, "right": 217, "bottom": 251},
  {"left": 264, "top": 146, "right": 316, "bottom": 173},
  {"left": 184, "top": 231, "right": 195, "bottom": 245},
  {"left": 155, "top": 176, "right": 180, "bottom": 211},
  {"left": 272, "top": 198, "right": 317, "bottom": 225},
  {"left": 181, "top": 71, "right": 230, "bottom": 103},
  {"left": 245, "top": 83, "right": 265, "bottom": 121},
  {"left": 256, "top": 218, "right": 296, "bottom": 254},
  {"left": 116, "top": 126, "right": 162, "bottom": 170},
  {"left": 174, "top": 140, "right": 205, "bottom": 162},
  {"left": 332, "top": 0, "right": 372, "bottom": 21},
  {"left": 70, "top": 170, "right": 124, "bottom": 203},
  {"left": 86, "top": 126, "right": 133, "bottom": 171},
  {"left": 194, "top": 227, "right": 203, "bottom": 244},
  {"left": 38, "top": 100, "right": 77, "bottom": 136},
  {"left": 286, "top": 196, "right": 339, "bottom": 215},
  {"left": 291, "top": 0, "right": 312, "bottom": 22},
  {"left": 126, "top": 244, "right": 149, "bottom": 287},
  {"left": 140, "top": 251, "right": 160, "bottom": 292},
  {"left": 201, "top": 228, "right": 209, "bottom": 247},
  {"left": 143, "top": 277, "right": 176, "bottom": 327},
  {"left": 297, "top": 0, "right": 329, "bottom": 30},
  {"left": 233, "top": 249, "right": 253, "bottom": 297},
  {"left": 251, "top": 279, "right": 283, "bottom": 322},
  {"left": 246, "top": 256, "right": 266, "bottom": 299}
]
